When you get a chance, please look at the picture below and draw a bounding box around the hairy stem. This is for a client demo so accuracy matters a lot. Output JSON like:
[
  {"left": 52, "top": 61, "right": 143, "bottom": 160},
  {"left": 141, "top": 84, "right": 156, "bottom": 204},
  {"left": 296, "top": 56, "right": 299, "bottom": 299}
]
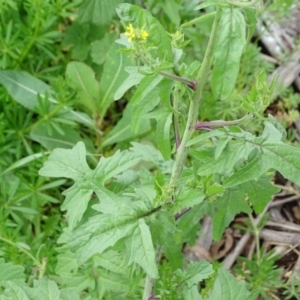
[
  {"left": 143, "top": 7, "right": 222, "bottom": 299},
  {"left": 170, "top": 6, "right": 222, "bottom": 186}
]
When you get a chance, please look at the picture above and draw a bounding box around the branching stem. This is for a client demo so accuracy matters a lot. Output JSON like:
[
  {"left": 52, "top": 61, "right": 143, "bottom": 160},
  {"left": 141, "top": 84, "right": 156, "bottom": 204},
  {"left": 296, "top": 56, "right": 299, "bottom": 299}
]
[
  {"left": 169, "top": 6, "right": 222, "bottom": 186},
  {"left": 143, "top": 7, "right": 223, "bottom": 299}
]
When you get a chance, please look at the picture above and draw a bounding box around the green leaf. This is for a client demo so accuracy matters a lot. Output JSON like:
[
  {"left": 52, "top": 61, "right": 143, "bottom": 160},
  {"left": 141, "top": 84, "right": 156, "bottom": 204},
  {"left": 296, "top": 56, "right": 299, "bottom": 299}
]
[
  {"left": 39, "top": 142, "right": 90, "bottom": 180},
  {"left": 208, "top": 268, "right": 251, "bottom": 300},
  {"left": 0, "top": 71, "right": 54, "bottom": 111},
  {"left": 77, "top": 0, "right": 122, "bottom": 25},
  {"left": 98, "top": 43, "right": 132, "bottom": 118},
  {"left": 66, "top": 62, "right": 99, "bottom": 113},
  {"left": 212, "top": 8, "right": 246, "bottom": 100},
  {"left": 116, "top": 3, "right": 173, "bottom": 61},
  {"left": 39, "top": 143, "right": 159, "bottom": 269},
  {"left": 171, "top": 187, "right": 205, "bottom": 215},
  {"left": 224, "top": 122, "right": 300, "bottom": 188},
  {"left": 130, "top": 75, "right": 164, "bottom": 133},
  {"left": 190, "top": 141, "right": 251, "bottom": 176},
  {"left": 155, "top": 108, "right": 173, "bottom": 160},
  {"left": 195, "top": 0, "right": 222, "bottom": 10},
  {"left": 61, "top": 186, "right": 93, "bottom": 230},
  {"left": 30, "top": 123, "right": 93, "bottom": 152},
  {"left": 158, "top": 0, "right": 182, "bottom": 26},
  {"left": 186, "top": 130, "right": 226, "bottom": 146},
  {"left": 212, "top": 187, "right": 252, "bottom": 241},
  {"left": 125, "top": 219, "right": 158, "bottom": 278},
  {"left": 102, "top": 104, "right": 151, "bottom": 147},
  {"left": 114, "top": 67, "right": 145, "bottom": 100},
  {"left": 183, "top": 285, "right": 202, "bottom": 300},
  {"left": 60, "top": 288, "right": 80, "bottom": 300},
  {"left": 91, "top": 33, "right": 117, "bottom": 65},
  {"left": 0, "top": 71, "right": 94, "bottom": 127},
  {"left": 0, "top": 260, "right": 25, "bottom": 288},
  {"left": 23, "top": 278, "right": 60, "bottom": 300},
  {"left": 55, "top": 250, "right": 78, "bottom": 275},
  {"left": 150, "top": 211, "right": 182, "bottom": 270},
  {"left": 240, "top": 177, "right": 279, "bottom": 214},
  {"left": 131, "top": 74, "right": 164, "bottom": 105},
  {"left": 69, "top": 213, "right": 137, "bottom": 265},
  {"left": 39, "top": 142, "right": 144, "bottom": 229},
  {"left": 1, "top": 281, "right": 30, "bottom": 300},
  {"left": 183, "top": 261, "right": 214, "bottom": 288},
  {"left": 1, "top": 152, "right": 48, "bottom": 176}
]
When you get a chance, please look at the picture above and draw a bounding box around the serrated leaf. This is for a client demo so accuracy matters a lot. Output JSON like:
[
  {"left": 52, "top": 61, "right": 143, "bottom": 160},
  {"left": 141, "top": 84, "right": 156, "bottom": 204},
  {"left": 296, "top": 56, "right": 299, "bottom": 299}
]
[
  {"left": 190, "top": 141, "right": 252, "bottom": 176},
  {"left": 125, "top": 219, "right": 158, "bottom": 278},
  {"left": 94, "top": 250, "right": 126, "bottom": 274},
  {"left": 214, "top": 136, "right": 232, "bottom": 159},
  {"left": 183, "top": 261, "right": 214, "bottom": 288},
  {"left": 171, "top": 187, "right": 205, "bottom": 215},
  {"left": 39, "top": 142, "right": 90, "bottom": 180},
  {"left": 0, "top": 259, "right": 25, "bottom": 287},
  {"left": 66, "top": 62, "right": 99, "bottom": 113},
  {"left": 69, "top": 213, "right": 136, "bottom": 265},
  {"left": 1, "top": 281, "right": 30, "bottom": 300},
  {"left": 39, "top": 142, "right": 145, "bottom": 229},
  {"left": 62, "top": 186, "right": 93, "bottom": 230},
  {"left": 224, "top": 122, "right": 300, "bottom": 188},
  {"left": 55, "top": 250, "right": 78, "bottom": 275},
  {"left": 60, "top": 288, "right": 80, "bottom": 300},
  {"left": 212, "top": 8, "right": 246, "bottom": 100},
  {"left": 183, "top": 285, "right": 202, "bottom": 300},
  {"left": 212, "top": 188, "right": 252, "bottom": 241},
  {"left": 23, "top": 278, "right": 60, "bottom": 300},
  {"left": 116, "top": 3, "right": 173, "bottom": 61},
  {"left": 150, "top": 211, "right": 182, "bottom": 269},
  {"left": 240, "top": 177, "right": 279, "bottom": 214},
  {"left": 77, "top": 0, "right": 122, "bottom": 25},
  {"left": 208, "top": 268, "right": 250, "bottom": 300}
]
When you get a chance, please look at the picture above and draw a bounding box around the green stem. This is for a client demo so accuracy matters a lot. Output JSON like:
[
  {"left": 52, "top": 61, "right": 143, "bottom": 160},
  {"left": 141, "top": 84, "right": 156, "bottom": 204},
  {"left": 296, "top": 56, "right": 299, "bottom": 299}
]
[
  {"left": 195, "top": 114, "right": 253, "bottom": 129},
  {"left": 226, "top": 0, "right": 256, "bottom": 7},
  {"left": 180, "top": 11, "right": 216, "bottom": 28},
  {"left": 173, "top": 86, "right": 181, "bottom": 149},
  {"left": 158, "top": 71, "right": 196, "bottom": 89},
  {"left": 143, "top": 7, "right": 223, "bottom": 299},
  {"left": 0, "top": 236, "right": 42, "bottom": 268},
  {"left": 248, "top": 214, "right": 261, "bottom": 261},
  {"left": 170, "top": 6, "right": 222, "bottom": 186}
]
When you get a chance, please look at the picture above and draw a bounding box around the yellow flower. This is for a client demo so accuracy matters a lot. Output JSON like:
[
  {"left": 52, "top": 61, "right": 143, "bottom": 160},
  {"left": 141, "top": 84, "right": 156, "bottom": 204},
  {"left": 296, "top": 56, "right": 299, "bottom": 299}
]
[
  {"left": 124, "top": 23, "right": 149, "bottom": 42},
  {"left": 141, "top": 30, "right": 149, "bottom": 40},
  {"left": 124, "top": 24, "right": 135, "bottom": 42}
]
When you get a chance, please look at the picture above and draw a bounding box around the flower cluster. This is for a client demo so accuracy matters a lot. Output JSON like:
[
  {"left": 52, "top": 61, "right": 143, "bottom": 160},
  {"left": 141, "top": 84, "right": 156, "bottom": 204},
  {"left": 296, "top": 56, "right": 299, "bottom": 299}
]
[{"left": 124, "top": 24, "right": 149, "bottom": 42}]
